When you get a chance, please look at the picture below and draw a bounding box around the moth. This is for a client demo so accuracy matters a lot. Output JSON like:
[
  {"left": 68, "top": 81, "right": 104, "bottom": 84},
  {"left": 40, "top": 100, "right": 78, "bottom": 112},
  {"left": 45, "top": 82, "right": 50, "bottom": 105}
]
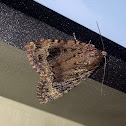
[{"left": 24, "top": 34, "right": 106, "bottom": 104}]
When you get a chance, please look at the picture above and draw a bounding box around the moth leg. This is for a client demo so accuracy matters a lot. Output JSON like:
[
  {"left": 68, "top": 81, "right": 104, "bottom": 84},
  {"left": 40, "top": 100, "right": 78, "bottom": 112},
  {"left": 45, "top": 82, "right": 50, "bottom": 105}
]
[
  {"left": 73, "top": 32, "right": 78, "bottom": 42},
  {"left": 88, "top": 40, "right": 91, "bottom": 44}
]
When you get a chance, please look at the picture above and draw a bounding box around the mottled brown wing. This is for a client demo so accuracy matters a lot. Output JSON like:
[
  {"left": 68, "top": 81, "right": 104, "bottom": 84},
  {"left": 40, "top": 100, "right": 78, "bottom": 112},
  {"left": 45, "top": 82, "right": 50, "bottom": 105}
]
[{"left": 25, "top": 39, "right": 105, "bottom": 104}]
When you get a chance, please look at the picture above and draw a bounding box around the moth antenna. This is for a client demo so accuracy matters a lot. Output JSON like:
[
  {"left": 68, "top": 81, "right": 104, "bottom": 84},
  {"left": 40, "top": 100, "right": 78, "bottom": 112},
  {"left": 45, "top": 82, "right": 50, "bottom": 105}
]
[
  {"left": 73, "top": 32, "right": 77, "bottom": 42},
  {"left": 101, "top": 55, "right": 107, "bottom": 95},
  {"left": 96, "top": 22, "right": 105, "bottom": 51},
  {"left": 96, "top": 21, "right": 107, "bottom": 95}
]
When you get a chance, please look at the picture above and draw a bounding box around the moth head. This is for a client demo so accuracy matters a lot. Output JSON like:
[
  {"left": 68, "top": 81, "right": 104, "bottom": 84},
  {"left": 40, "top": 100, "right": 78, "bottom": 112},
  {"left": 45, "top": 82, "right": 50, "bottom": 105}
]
[
  {"left": 76, "top": 43, "right": 106, "bottom": 71},
  {"left": 101, "top": 51, "right": 107, "bottom": 57}
]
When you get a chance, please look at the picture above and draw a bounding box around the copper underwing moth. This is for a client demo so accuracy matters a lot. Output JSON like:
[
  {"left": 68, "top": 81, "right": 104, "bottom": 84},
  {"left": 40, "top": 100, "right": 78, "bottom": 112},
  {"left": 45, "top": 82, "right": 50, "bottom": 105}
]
[{"left": 24, "top": 34, "right": 106, "bottom": 104}]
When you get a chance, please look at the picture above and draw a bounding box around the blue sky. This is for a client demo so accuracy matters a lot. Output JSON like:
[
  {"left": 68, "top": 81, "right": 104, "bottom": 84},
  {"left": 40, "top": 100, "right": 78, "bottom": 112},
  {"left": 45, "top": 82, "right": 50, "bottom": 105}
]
[{"left": 34, "top": 0, "right": 126, "bottom": 48}]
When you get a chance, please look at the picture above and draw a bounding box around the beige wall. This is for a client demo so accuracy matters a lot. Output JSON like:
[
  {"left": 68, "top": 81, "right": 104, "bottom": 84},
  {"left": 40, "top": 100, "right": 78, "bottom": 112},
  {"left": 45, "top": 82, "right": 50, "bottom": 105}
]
[
  {"left": 0, "top": 96, "right": 83, "bottom": 126},
  {"left": 0, "top": 41, "right": 126, "bottom": 126}
]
